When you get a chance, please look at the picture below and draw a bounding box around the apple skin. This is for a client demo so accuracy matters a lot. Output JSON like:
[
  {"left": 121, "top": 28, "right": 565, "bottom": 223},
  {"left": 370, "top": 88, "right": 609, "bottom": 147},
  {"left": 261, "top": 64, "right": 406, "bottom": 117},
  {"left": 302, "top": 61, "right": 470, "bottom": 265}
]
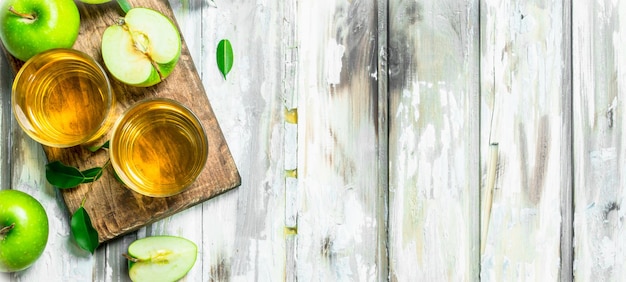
[
  {"left": 0, "top": 0, "right": 80, "bottom": 62},
  {"left": 0, "top": 190, "right": 49, "bottom": 273}
]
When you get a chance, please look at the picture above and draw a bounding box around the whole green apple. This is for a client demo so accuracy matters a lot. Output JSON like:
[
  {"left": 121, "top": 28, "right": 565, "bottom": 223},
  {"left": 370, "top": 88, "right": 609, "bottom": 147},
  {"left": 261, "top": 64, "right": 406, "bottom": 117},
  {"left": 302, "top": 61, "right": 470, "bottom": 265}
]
[
  {"left": 0, "top": 190, "right": 49, "bottom": 273},
  {"left": 0, "top": 0, "right": 80, "bottom": 62}
]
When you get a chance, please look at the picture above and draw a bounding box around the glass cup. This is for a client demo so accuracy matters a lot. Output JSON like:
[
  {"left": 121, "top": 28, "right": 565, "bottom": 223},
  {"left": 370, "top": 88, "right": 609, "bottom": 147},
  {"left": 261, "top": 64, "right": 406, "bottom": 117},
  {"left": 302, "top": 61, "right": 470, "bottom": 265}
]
[
  {"left": 109, "top": 98, "right": 209, "bottom": 197},
  {"left": 12, "top": 48, "right": 115, "bottom": 148}
]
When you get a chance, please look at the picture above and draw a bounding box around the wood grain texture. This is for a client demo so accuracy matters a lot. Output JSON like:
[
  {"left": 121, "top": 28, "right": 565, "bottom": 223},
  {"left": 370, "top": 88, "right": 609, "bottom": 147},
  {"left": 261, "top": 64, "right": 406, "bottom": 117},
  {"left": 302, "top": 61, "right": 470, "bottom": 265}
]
[
  {"left": 388, "top": 0, "right": 480, "bottom": 280},
  {"left": 296, "top": 0, "right": 388, "bottom": 280},
  {"left": 480, "top": 0, "right": 568, "bottom": 280},
  {"left": 195, "top": 0, "right": 292, "bottom": 280},
  {"left": 0, "top": 48, "right": 10, "bottom": 191},
  {"left": 573, "top": 1, "right": 626, "bottom": 280},
  {"left": 559, "top": 1, "right": 574, "bottom": 281},
  {"left": 2, "top": 0, "right": 241, "bottom": 243}
]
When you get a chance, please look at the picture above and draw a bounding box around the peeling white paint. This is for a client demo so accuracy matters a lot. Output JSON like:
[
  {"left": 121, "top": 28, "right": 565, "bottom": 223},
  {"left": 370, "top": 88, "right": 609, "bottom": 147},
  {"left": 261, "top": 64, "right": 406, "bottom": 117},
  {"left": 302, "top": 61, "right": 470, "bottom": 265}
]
[
  {"left": 590, "top": 147, "right": 617, "bottom": 167},
  {"left": 598, "top": 236, "right": 616, "bottom": 270},
  {"left": 326, "top": 39, "right": 345, "bottom": 85}
]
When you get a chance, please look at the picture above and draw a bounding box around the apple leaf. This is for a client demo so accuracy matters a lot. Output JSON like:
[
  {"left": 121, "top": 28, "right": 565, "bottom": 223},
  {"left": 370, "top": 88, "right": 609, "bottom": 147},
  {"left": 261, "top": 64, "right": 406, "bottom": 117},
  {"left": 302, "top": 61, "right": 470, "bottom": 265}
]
[
  {"left": 112, "top": 168, "right": 126, "bottom": 186},
  {"left": 216, "top": 39, "right": 234, "bottom": 79},
  {"left": 71, "top": 206, "right": 100, "bottom": 254},
  {"left": 116, "top": 0, "right": 132, "bottom": 14},
  {"left": 46, "top": 161, "right": 86, "bottom": 188},
  {"left": 86, "top": 140, "right": 110, "bottom": 152},
  {"left": 81, "top": 167, "right": 104, "bottom": 183}
]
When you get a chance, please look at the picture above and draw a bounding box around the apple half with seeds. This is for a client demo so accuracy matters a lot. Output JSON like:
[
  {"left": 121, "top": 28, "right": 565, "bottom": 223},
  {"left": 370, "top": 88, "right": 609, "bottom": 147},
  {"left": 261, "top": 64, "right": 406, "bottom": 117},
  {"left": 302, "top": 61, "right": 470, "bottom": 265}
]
[
  {"left": 125, "top": 236, "right": 197, "bottom": 282},
  {"left": 101, "top": 7, "right": 181, "bottom": 87}
]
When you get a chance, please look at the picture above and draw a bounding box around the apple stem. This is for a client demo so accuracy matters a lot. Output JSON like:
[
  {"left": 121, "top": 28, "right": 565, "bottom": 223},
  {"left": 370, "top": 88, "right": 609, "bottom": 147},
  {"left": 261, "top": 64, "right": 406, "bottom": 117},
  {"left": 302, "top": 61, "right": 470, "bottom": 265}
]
[
  {"left": 122, "top": 253, "right": 141, "bottom": 263},
  {"left": 0, "top": 223, "right": 15, "bottom": 236},
  {"left": 8, "top": 6, "right": 36, "bottom": 21}
]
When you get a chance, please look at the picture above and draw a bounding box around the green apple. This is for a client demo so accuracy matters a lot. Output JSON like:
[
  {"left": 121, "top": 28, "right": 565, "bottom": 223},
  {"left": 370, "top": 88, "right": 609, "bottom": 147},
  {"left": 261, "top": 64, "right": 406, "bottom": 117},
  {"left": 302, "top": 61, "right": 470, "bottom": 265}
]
[
  {"left": 0, "top": 0, "right": 80, "bottom": 62},
  {"left": 0, "top": 190, "right": 49, "bottom": 273},
  {"left": 125, "top": 236, "right": 197, "bottom": 282},
  {"left": 101, "top": 7, "right": 181, "bottom": 87}
]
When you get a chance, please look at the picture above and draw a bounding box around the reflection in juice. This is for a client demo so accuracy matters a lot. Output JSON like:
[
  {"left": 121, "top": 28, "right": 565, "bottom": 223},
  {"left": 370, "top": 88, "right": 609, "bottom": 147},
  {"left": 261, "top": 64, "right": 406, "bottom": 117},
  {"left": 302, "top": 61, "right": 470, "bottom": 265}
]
[
  {"left": 110, "top": 98, "right": 208, "bottom": 197},
  {"left": 12, "top": 48, "right": 115, "bottom": 148}
]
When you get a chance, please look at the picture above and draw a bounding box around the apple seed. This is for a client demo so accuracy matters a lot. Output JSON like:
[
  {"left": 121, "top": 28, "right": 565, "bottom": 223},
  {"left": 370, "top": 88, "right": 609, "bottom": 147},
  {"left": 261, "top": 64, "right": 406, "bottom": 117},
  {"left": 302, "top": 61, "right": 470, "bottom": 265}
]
[
  {"left": 150, "top": 249, "right": 173, "bottom": 264},
  {"left": 8, "top": 6, "right": 36, "bottom": 21},
  {"left": 118, "top": 21, "right": 165, "bottom": 80}
]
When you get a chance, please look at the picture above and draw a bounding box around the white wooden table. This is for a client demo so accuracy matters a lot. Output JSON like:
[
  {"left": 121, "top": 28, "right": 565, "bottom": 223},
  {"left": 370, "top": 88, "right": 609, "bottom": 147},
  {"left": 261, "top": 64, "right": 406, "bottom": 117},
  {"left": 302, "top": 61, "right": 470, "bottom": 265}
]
[{"left": 1, "top": 0, "right": 625, "bottom": 281}]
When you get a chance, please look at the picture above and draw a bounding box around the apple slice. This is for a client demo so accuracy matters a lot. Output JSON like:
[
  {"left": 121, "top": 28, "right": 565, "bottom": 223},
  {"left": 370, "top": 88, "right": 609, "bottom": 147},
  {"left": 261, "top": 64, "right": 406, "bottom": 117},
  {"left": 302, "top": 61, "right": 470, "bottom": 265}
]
[
  {"left": 125, "top": 236, "right": 197, "bottom": 282},
  {"left": 101, "top": 7, "right": 181, "bottom": 87}
]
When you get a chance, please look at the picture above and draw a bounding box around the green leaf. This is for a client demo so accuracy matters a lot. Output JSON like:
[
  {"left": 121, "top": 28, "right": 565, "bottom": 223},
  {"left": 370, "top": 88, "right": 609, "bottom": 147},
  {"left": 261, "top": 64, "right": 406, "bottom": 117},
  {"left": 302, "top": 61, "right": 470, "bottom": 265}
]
[
  {"left": 71, "top": 206, "right": 100, "bottom": 254},
  {"left": 46, "top": 161, "right": 85, "bottom": 189},
  {"left": 112, "top": 168, "right": 126, "bottom": 186},
  {"left": 116, "top": 0, "right": 132, "bottom": 14},
  {"left": 86, "top": 140, "right": 110, "bottom": 152},
  {"left": 216, "top": 39, "right": 233, "bottom": 79},
  {"left": 81, "top": 167, "right": 104, "bottom": 183}
]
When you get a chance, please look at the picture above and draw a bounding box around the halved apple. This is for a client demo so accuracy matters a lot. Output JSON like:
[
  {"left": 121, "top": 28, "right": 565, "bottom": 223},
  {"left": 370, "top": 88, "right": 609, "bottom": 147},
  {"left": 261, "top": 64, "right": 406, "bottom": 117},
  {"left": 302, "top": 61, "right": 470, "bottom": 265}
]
[
  {"left": 125, "top": 236, "right": 198, "bottom": 282},
  {"left": 101, "top": 7, "right": 181, "bottom": 87}
]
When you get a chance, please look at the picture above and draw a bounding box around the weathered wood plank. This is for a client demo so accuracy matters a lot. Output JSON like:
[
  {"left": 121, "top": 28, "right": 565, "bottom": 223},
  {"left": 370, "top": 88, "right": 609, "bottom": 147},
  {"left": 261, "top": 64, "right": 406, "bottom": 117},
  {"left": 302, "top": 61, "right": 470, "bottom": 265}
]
[
  {"left": 572, "top": 1, "right": 626, "bottom": 280},
  {"left": 283, "top": 0, "right": 299, "bottom": 280},
  {"left": 296, "top": 0, "right": 387, "bottom": 280},
  {"left": 388, "top": 0, "right": 480, "bottom": 280},
  {"left": 560, "top": 1, "right": 574, "bottom": 281},
  {"left": 376, "top": 0, "right": 390, "bottom": 279},
  {"left": 196, "top": 0, "right": 290, "bottom": 280},
  {"left": 480, "top": 0, "right": 569, "bottom": 280},
  {"left": 0, "top": 36, "right": 21, "bottom": 282},
  {"left": 0, "top": 50, "right": 9, "bottom": 192},
  {"left": 0, "top": 46, "right": 8, "bottom": 282}
]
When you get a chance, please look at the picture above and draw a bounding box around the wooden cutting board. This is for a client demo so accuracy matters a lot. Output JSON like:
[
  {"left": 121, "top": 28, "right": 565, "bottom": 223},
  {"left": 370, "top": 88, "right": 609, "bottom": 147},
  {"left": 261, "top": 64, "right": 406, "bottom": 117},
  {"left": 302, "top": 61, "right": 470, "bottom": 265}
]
[{"left": 2, "top": 0, "right": 241, "bottom": 243}]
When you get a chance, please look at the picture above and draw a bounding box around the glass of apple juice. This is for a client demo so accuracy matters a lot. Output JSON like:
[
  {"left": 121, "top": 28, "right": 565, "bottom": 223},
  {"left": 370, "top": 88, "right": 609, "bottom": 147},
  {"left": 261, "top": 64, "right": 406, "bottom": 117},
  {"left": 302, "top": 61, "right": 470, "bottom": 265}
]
[
  {"left": 109, "top": 98, "right": 208, "bottom": 197},
  {"left": 12, "top": 48, "right": 116, "bottom": 148}
]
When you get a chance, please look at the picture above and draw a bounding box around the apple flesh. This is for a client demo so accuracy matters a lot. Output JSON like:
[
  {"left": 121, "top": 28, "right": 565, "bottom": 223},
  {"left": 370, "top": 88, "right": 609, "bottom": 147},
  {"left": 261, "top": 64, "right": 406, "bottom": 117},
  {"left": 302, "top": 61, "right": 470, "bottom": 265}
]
[
  {"left": 125, "top": 236, "right": 197, "bottom": 282},
  {"left": 101, "top": 7, "right": 181, "bottom": 87},
  {"left": 0, "top": 0, "right": 80, "bottom": 61},
  {"left": 0, "top": 190, "right": 49, "bottom": 272}
]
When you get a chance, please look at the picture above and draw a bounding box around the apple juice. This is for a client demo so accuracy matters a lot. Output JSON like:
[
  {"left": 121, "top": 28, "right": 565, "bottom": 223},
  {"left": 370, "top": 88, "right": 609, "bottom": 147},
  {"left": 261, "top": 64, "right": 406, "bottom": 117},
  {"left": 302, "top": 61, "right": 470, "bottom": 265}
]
[
  {"left": 12, "top": 49, "right": 115, "bottom": 147},
  {"left": 110, "top": 98, "right": 208, "bottom": 197}
]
